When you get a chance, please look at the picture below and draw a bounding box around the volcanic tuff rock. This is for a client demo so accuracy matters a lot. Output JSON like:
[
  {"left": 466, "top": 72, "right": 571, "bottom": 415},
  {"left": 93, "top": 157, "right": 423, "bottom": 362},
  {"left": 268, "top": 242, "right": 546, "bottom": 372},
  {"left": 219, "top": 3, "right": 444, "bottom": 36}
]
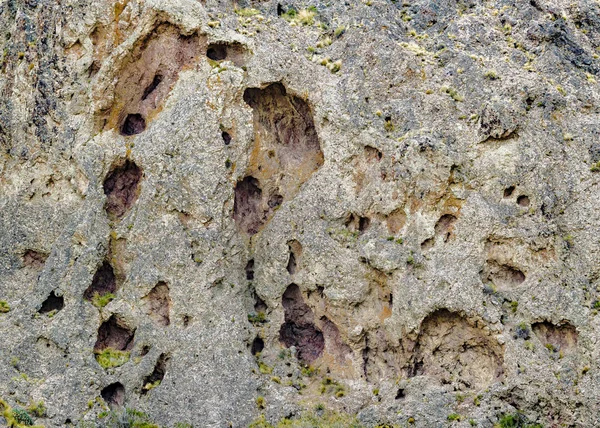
[{"left": 1, "top": 0, "right": 600, "bottom": 426}]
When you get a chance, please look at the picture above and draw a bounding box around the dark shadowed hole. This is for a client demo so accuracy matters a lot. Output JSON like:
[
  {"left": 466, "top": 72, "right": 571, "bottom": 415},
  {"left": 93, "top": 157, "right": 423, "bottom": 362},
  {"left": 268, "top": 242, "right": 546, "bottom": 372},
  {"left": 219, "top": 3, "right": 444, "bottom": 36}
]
[
  {"left": 517, "top": 195, "right": 530, "bottom": 207},
  {"left": 144, "top": 282, "right": 171, "bottom": 326},
  {"left": 254, "top": 292, "right": 267, "bottom": 313},
  {"left": 268, "top": 194, "right": 283, "bottom": 208},
  {"left": 504, "top": 186, "right": 515, "bottom": 198},
  {"left": 140, "top": 345, "right": 150, "bottom": 357},
  {"left": 142, "top": 74, "right": 163, "bottom": 100},
  {"left": 207, "top": 44, "right": 227, "bottom": 61},
  {"left": 103, "top": 160, "right": 143, "bottom": 219},
  {"left": 94, "top": 315, "right": 135, "bottom": 352},
  {"left": 434, "top": 214, "right": 457, "bottom": 243},
  {"left": 142, "top": 353, "right": 169, "bottom": 395},
  {"left": 277, "top": 3, "right": 284, "bottom": 15},
  {"left": 84, "top": 261, "right": 117, "bottom": 301},
  {"left": 120, "top": 114, "right": 146, "bottom": 136},
  {"left": 287, "top": 251, "right": 297, "bottom": 275},
  {"left": 101, "top": 382, "right": 125, "bottom": 408},
  {"left": 251, "top": 336, "right": 264, "bottom": 355},
  {"left": 183, "top": 315, "right": 191, "bottom": 327},
  {"left": 234, "top": 176, "right": 263, "bottom": 235},
  {"left": 359, "top": 216, "right": 370, "bottom": 232},
  {"left": 222, "top": 131, "right": 232, "bottom": 145},
  {"left": 395, "top": 389, "right": 405, "bottom": 399},
  {"left": 39, "top": 291, "right": 64, "bottom": 314},
  {"left": 279, "top": 284, "right": 324, "bottom": 363}
]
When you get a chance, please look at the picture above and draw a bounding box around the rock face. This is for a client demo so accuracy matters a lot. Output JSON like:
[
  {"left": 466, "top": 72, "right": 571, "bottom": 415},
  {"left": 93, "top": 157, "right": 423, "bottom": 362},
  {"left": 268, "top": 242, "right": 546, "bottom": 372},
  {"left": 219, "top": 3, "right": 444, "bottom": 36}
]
[{"left": 1, "top": 0, "right": 600, "bottom": 426}]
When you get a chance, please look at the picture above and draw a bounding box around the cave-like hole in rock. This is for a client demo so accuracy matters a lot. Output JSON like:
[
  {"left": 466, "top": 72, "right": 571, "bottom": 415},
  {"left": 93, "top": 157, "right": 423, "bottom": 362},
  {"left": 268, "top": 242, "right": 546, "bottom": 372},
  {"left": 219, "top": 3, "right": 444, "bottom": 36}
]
[
  {"left": 279, "top": 284, "right": 324, "bottom": 363},
  {"left": 39, "top": 291, "right": 64, "bottom": 315},
  {"left": 409, "top": 309, "right": 504, "bottom": 390},
  {"left": 246, "top": 259, "right": 255, "bottom": 280},
  {"left": 286, "top": 240, "right": 303, "bottom": 275},
  {"left": 254, "top": 292, "right": 267, "bottom": 313},
  {"left": 483, "top": 261, "right": 526, "bottom": 290},
  {"left": 207, "top": 44, "right": 227, "bottom": 61},
  {"left": 142, "top": 353, "right": 169, "bottom": 395},
  {"left": 233, "top": 176, "right": 263, "bottom": 235},
  {"left": 120, "top": 113, "right": 146, "bottom": 136},
  {"left": 84, "top": 261, "right": 117, "bottom": 302},
  {"left": 143, "top": 282, "right": 171, "bottom": 327},
  {"left": 101, "top": 382, "right": 125, "bottom": 408},
  {"left": 434, "top": 214, "right": 457, "bottom": 243},
  {"left": 517, "top": 195, "right": 530, "bottom": 207},
  {"left": 140, "top": 345, "right": 151, "bottom": 357},
  {"left": 251, "top": 336, "right": 264, "bottom": 355},
  {"left": 94, "top": 315, "right": 135, "bottom": 352},
  {"left": 103, "top": 160, "right": 143, "bottom": 219},
  {"left": 222, "top": 131, "right": 232, "bottom": 145},
  {"left": 532, "top": 321, "right": 578, "bottom": 355},
  {"left": 395, "top": 389, "right": 405, "bottom": 399},
  {"left": 504, "top": 186, "right": 515, "bottom": 198}
]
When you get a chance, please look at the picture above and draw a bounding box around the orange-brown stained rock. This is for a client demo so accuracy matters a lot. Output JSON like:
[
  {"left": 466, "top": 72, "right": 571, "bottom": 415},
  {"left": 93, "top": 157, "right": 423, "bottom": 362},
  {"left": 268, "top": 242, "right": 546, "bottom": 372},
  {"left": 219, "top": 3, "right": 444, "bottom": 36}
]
[{"left": 96, "top": 24, "right": 202, "bottom": 134}]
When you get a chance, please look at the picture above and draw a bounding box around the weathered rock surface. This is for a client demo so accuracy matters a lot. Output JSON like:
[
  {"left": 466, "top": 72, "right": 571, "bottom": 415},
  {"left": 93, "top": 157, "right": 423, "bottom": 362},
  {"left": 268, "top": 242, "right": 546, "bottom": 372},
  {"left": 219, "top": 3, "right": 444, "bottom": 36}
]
[{"left": 1, "top": 0, "right": 600, "bottom": 426}]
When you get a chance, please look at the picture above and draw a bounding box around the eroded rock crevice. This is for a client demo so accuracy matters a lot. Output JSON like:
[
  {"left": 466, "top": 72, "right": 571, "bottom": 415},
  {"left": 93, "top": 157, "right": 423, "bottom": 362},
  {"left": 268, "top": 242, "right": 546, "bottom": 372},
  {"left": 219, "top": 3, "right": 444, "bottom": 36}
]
[
  {"left": 101, "top": 382, "right": 125, "bottom": 409},
  {"left": 39, "top": 291, "right": 64, "bottom": 315},
  {"left": 279, "top": 284, "right": 324, "bottom": 363},
  {"left": 142, "top": 353, "right": 169, "bottom": 395},
  {"left": 84, "top": 261, "right": 117, "bottom": 302},
  {"left": 143, "top": 282, "right": 171, "bottom": 327},
  {"left": 532, "top": 321, "right": 578, "bottom": 355},
  {"left": 234, "top": 83, "right": 323, "bottom": 235},
  {"left": 94, "top": 315, "right": 135, "bottom": 352},
  {"left": 103, "top": 160, "right": 143, "bottom": 219},
  {"left": 96, "top": 24, "right": 202, "bottom": 135},
  {"left": 409, "top": 309, "right": 504, "bottom": 391}
]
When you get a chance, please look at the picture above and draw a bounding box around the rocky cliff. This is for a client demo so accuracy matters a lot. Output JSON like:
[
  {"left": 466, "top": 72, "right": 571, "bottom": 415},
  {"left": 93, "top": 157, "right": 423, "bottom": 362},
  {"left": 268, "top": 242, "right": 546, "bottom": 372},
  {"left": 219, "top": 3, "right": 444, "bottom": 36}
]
[{"left": 1, "top": 0, "right": 600, "bottom": 426}]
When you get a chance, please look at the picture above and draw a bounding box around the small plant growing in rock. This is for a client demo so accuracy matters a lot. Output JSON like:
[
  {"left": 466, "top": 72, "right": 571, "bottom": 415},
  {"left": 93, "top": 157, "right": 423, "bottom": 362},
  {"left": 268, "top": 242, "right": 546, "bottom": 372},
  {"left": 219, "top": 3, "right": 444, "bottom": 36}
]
[
  {"left": 91, "top": 292, "right": 115, "bottom": 308},
  {"left": 494, "top": 412, "right": 542, "bottom": 428},
  {"left": 143, "top": 380, "right": 161, "bottom": 392},
  {"left": 95, "top": 348, "right": 130, "bottom": 369},
  {"left": 27, "top": 401, "right": 46, "bottom": 418},
  {"left": 448, "top": 413, "right": 462, "bottom": 422},
  {"left": 256, "top": 396, "right": 266, "bottom": 410},
  {"left": 235, "top": 7, "right": 260, "bottom": 17},
  {"left": 12, "top": 407, "right": 34, "bottom": 426},
  {"left": 0, "top": 300, "right": 10, "bottom": 313},
  {"left": 248, "top": 312, "right": 267, "bottom": 324}
]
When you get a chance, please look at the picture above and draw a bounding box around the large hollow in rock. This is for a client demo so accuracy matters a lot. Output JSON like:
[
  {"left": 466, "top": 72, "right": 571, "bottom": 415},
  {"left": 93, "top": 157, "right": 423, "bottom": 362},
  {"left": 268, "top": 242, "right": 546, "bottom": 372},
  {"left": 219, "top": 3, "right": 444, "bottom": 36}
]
[
  {"left": 235, "top": 83, "right": 323, "bottom": 235},
  {"left": 94, "top": 315, "right": 135, "bottom": 352},
  {"left": 409, "top": 309, "right": 504, "bottom": 390},
  {"left": 103, "top": 160, "right": 142, "bottom": 219},
  {"left": 279, "top": 284, "right": 324, "bottom": 363}
]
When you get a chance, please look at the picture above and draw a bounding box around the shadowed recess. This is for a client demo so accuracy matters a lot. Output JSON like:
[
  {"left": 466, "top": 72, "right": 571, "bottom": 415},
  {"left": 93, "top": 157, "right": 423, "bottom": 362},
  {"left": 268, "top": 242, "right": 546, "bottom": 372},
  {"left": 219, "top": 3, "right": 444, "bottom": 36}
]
[
  {"left": 94, "top": 315, "right": 135, "bottom": 352},
  {"left": 39, "top": 291, "right": 64, "bottom": 315},
  {"left": 409, "top": 309, "right": 504, "bottom": 390},
  {"left": 143, "top": 282, "right": 171, "bottom": 326},
  {"left": 142, "top": 353, "right": 170, "bottom": 395},
  {"left": 279, "top": 284, "right": 324, "bottom": 363},
  {"left": 101, "top": 382, "right": 125, "bottom": 408},
  {"left": 234, "top": 83, "right": 323, "bottom": 235},
  {"left": 103, "top": 160, "right": 142, "bottom": 219}
]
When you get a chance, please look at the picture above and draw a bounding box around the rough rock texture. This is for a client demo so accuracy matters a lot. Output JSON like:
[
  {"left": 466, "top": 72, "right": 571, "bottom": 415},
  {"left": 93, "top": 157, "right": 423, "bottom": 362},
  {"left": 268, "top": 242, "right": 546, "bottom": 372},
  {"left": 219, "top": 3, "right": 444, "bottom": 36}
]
[{"left": 1, "top": 0, "right": 600, "bottom": 427}]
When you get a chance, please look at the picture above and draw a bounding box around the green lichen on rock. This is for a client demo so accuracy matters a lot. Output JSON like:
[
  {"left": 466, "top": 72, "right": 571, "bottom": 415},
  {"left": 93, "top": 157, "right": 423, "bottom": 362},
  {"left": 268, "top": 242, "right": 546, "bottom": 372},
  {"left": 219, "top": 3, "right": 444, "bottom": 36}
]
[{"left": 0, "top": 300, "right": 10, "bottom": 313}]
